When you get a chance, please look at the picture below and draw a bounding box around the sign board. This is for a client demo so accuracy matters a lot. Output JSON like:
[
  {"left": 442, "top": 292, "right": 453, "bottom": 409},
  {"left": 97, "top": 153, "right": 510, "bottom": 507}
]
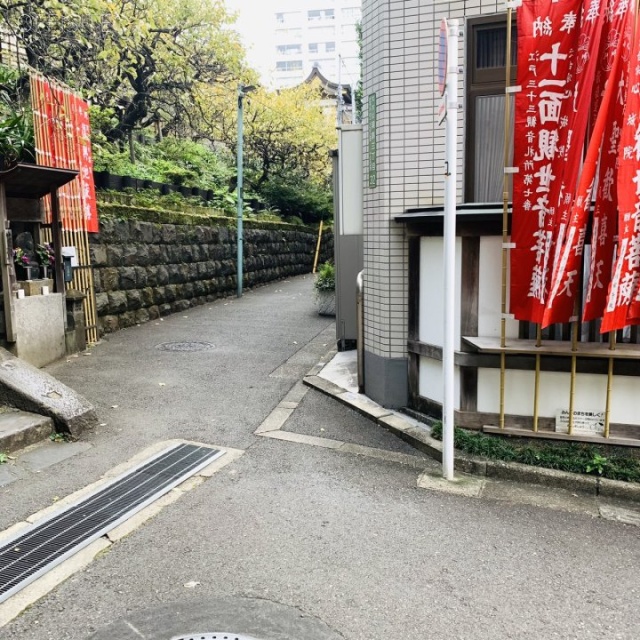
[
  {"left": 555, "top": 410, "right": 605, "bottom": 436},
  {"left": 368, "top": 93, "right": 377, "bottom": 188},
  {"left": 438, "top": 18, "right": 448, "bottom": 96}
]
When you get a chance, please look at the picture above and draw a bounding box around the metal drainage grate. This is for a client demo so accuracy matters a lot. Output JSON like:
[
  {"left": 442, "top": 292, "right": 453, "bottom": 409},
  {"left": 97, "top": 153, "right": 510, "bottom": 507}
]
[
  {"left": 0, "top": 443, "right": 223, "bottom": 604},
  {"left": 171, "top": 635, "right": 264, "bottom": 640},
  {"left": 156, "top": 342, "right": 215, "bottom": 352}
]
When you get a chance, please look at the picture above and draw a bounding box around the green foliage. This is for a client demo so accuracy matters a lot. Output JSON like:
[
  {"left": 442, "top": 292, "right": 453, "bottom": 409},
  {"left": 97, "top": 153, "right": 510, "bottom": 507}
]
[
  {"left": 5, "top": 0, "right": 251, "bottom": 141},
  {"left": 0, "top": 65, "right": 34, "bottom": 169},
  {"left": 429, "top": 423, "right": 640, "bottom": 482},
  {"left": 258, "top": 174, "right": 333, "bottom": 225},
  {"left": 0, "top": 452, "right": 7, "bottom": 464},
  {"left": 314, "top": 262, "right": 335, "bottom": 292},
  {"left": 586, "top": 453, "right": 609, "bottom": 476}
]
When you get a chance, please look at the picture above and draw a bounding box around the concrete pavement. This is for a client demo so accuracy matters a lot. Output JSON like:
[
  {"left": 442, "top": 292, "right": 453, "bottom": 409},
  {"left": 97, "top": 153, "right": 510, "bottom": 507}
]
[{"left": 1, "top": 275, "right": 639, "bottom": 640}]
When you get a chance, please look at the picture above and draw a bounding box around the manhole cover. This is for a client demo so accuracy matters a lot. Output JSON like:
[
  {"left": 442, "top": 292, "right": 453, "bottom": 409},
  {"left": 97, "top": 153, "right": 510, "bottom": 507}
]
[
  {"left": 171, "top": 635, "right": 263, "bottom": 640},
  {"left": 156, "top": 342, "right": 215, "bottom": 352}
]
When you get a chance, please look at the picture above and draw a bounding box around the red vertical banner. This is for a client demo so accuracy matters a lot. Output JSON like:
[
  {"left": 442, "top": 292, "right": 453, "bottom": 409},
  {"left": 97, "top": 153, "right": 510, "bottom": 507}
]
[
  {"left": 511, "top": 0, "right": 583, "bottom": 323},
  {"left": 583, "top": 1, "right": 635, "bottom": 321},
  {"left": 74, "top": 96, "right": 99, "bottom": 233},
  {"left": 544, "top": 0, "right": 631, "bottom": 326},
  {"left": 30, "top": 74, "right": 99, "bottom": 233},
  {"left": 541, "top": 0, "right": 609, "bottom": 325},
  {"left": 602, "top": 10, "right": 640, "bottom": 331}
]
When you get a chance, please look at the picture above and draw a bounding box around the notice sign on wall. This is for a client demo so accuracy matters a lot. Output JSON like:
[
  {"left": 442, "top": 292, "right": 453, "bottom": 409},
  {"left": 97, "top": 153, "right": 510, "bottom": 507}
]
[
  {"left": 555, "top": 410, "right": 605, "bottom": 436},
  {"left": 368, "top": 93, "right": 377, "bottom": 188}
]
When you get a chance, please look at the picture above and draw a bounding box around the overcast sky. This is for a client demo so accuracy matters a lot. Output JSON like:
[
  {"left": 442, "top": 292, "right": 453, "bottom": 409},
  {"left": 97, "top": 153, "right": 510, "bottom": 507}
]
[{"left": 225, "top": 0, "right": 278, "bottom": 85}]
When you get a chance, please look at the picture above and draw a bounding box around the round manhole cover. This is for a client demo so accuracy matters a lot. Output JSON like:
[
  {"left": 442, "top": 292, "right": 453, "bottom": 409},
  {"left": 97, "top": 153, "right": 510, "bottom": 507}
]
[
  {"left": 156, "top": 342, "right": 215, "bottom": 352},
  {"left": 171, "top": 635, "right": 263, "bottom": 640}
]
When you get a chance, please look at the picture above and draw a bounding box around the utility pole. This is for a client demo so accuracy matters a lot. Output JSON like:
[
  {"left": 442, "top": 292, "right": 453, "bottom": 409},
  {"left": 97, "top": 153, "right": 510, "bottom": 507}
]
[
  {"left": 442, "top": 19, "right": 459, "bottom": 481},
  {"left": 236, "top": 84, "right": 255, "bottom": 298}
]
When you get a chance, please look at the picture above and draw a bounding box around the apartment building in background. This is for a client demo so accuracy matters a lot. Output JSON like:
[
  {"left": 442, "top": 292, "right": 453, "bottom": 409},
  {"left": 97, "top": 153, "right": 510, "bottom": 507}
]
[{"left": 273, "top": 0, "right": 361, "bottom": 89}]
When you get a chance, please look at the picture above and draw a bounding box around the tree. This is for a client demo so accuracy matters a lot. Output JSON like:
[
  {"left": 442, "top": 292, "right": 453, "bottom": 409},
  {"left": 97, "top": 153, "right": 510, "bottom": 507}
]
[
  {"left": 207, "top": 83, "right": 336, "bottom": 222},
  {"left": 210, "top": 84, "right": 336, "bottom": 186},
  {"left": 1, "top": 0, "right": 250, "bottom": 141}
]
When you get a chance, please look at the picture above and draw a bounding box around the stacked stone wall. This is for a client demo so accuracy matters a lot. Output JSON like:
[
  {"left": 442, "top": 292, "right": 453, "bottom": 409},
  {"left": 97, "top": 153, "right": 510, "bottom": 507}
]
[{"left": 90, "top": 219, "right": 333, "bottom": 334}]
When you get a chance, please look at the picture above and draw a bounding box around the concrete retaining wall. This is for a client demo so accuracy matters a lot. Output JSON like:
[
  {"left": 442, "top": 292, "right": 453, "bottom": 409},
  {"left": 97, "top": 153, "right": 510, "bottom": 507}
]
[{"left": 90, "top": 217, "right": 334, "bottom": 335}]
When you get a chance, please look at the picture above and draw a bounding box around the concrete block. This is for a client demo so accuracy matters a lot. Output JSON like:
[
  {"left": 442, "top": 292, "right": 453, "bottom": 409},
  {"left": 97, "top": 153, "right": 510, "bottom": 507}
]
[
  {"left": 0, "top": 347, "right": 98, "bottom": 437},
  {"left": 10, "top": 294, "right": 65, "bottom": 368}
]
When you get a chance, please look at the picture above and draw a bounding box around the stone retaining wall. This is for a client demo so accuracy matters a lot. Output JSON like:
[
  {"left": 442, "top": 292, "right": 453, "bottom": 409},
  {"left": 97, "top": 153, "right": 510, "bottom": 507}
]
[{"left": 90, "top": 217, "right": 333, "bottom": 335}]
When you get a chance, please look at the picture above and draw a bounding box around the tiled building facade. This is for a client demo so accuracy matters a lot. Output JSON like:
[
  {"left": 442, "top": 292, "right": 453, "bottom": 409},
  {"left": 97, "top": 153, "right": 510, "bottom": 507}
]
[{"left": 361, "top": 0, "right": 503, "bottom": 406}]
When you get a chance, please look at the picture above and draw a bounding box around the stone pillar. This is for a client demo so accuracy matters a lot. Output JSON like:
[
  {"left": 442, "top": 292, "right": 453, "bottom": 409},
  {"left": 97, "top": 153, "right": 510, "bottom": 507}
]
[{"left": 65, "top": 289, "right": 87, "bottom": 354}]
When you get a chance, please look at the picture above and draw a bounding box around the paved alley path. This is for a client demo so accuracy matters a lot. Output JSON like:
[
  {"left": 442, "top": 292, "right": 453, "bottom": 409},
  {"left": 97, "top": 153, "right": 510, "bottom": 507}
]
[{"left": 1, "top": 275, "right": 639, "bottom": 640}]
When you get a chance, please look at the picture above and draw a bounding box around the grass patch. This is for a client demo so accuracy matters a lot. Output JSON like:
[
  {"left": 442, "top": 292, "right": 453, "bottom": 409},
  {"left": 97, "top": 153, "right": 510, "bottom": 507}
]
[
  {"left": 429, "top": 423, "right": 640, "bottom": 483},
  {"left": 0, "top": 452, "right": 7, "bottom": 464}
]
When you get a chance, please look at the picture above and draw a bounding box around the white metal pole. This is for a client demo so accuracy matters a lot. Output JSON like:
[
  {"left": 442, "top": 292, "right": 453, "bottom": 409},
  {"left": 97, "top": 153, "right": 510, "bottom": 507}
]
[{"left": 442, "top": 19, "right": 459, "bottom": 481}]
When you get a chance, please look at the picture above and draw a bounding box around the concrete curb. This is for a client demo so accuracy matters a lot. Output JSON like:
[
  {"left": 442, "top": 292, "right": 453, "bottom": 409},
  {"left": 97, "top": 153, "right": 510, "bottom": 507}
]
[{"left": 303, "top": 374, "right": 640, "bottom": 503}]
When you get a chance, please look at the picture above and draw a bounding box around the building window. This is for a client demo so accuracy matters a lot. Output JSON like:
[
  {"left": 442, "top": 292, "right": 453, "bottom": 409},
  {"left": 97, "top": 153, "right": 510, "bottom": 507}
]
[
  {"left": 309, "top": 43, "right": 318, "bottom": 54},
  {"left": 277, "top": 44, "right": 302, "bottom": 56},
  {"left": 276, "top": 60, "right": 303, "bottom": 72},
  {"left": 325, "top": 42, "right": 335, "bottom": 53},
  {"left": 276, "top": 13, "right": 284, "bottom": 24},
  {"left": 308, "top": 9, "right": 334, "bottom": 21},
  {"left": 465, "top": 15, "right": 517, "bottom": 203}
]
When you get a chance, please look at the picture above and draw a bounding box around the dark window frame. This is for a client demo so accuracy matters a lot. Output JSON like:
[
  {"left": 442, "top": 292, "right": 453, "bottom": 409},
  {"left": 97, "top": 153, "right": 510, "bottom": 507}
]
[{"left": 464, "top": 14, "right": 517, "bottom": 203}]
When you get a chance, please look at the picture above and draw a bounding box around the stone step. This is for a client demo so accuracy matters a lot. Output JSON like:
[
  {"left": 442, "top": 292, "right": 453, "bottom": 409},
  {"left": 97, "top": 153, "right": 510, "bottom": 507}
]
[{"left": 0, "top": 407, "right": 54, "bottom": 455}]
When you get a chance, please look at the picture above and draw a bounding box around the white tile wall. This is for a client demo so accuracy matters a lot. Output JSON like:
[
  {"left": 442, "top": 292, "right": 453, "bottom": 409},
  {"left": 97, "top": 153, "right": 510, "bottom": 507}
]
[{"left": 362, "top": 0, "right": 502, "bottom": 359}]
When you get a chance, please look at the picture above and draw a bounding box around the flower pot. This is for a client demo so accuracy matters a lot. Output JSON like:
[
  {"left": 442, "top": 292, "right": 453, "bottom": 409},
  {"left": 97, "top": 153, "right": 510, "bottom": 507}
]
[{"left": 315, "top": 289, "right": 336, "bottom": 316}]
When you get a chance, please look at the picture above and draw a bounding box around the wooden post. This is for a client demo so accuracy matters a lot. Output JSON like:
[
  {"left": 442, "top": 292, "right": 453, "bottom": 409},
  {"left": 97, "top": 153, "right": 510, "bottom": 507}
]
[
  {"left": 313, "top": 220, "right": 324, "bottom": 274},
  {"left": 0, "top": 181, "right": 17, "bottom": 342},
  {"left": 50, "top": 188, "right": 66, "bottom": 318}
]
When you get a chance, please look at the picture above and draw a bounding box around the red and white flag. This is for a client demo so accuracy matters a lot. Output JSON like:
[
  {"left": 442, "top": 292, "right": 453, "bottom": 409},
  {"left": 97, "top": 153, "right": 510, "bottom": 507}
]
[
  {"left": 544, "top": 0, "right": 631, "bottom": 326},
  {"left": 601, "top": 9, "right": 640, "bottom": 331},
  {"left": 511, "top": 0, "right": 583, "bottom": 323},
  {"left": 583, "top": 2, "right": 635, "bottom": 322}
]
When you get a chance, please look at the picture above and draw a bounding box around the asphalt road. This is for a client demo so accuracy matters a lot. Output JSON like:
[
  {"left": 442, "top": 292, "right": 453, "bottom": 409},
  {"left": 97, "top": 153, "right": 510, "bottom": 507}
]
[{"left": 1, "top": 275, "right": 639, "bottom": 640}]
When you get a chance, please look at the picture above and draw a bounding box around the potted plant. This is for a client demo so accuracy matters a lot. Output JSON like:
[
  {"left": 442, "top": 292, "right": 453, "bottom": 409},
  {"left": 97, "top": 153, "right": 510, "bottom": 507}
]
[
  {"left": 314, "top": 261, "right": 336, "bottom": 316},
  {"left": 13, "top": 247, "right": 37, "bottom": 280},
  {"left": 36, "top": 242, "right": 55, "bottom": 278}
]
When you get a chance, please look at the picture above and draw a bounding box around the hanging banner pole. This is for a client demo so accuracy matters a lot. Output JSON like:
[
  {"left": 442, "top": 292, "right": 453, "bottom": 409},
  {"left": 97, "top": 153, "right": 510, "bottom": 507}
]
[{"left": 442, "top": 18, "right": 459, "bottom": 481}]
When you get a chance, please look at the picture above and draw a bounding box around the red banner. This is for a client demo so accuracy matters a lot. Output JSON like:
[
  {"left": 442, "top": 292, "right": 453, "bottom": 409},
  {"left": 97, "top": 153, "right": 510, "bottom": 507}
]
[
  {"left": 30, "top": 74, "right": 98, "bottom": 233},
  {"left": 583, "top": 3, "right": 635, "bottom": 321},
  {"left": 602, "top": 11, "right": 640, "bottom": 332},
  {"left": 73, "top": 95, "right": 99, "bottom": 233},
  {"left": 544, "top": 0, "right": 630, "bottom": 326},
  {"left": 541, "top": 0, "right": 609, "bottom": 325},
  {"left": 511, "top": 0, "right": 583, "bottom": 322}
]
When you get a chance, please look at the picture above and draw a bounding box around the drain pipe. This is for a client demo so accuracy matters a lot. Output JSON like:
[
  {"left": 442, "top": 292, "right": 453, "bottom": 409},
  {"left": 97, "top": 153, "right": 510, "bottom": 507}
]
[{"left": 356, "top": 270, "right": 364, "bottom": 393}]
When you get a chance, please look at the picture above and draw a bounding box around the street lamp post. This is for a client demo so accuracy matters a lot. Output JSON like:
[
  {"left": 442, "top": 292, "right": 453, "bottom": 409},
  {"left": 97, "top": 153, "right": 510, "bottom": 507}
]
[{"left": 236, "top": 84, "right": 255, "bottom": 298}]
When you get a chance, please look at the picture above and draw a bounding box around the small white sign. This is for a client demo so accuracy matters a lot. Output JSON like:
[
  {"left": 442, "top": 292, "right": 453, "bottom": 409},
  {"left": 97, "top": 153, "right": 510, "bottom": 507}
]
[
  {"left": 61, "top": 246, "right": 79, "bottom": 267},
  {"left": 555, "top": 410, "right": 605, "bottom": 436}
]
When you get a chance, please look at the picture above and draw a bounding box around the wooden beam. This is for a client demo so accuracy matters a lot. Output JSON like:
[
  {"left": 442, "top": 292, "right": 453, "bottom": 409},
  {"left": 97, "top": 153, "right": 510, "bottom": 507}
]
[{"left": 0, "top": 181, "right": 17, "bottom": 342}]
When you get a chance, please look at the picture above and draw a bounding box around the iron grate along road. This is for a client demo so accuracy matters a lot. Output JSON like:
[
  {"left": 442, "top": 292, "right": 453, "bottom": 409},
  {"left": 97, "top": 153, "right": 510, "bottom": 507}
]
[{"left": 0, "top": 443, "right": 224, "bottom": 604}]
